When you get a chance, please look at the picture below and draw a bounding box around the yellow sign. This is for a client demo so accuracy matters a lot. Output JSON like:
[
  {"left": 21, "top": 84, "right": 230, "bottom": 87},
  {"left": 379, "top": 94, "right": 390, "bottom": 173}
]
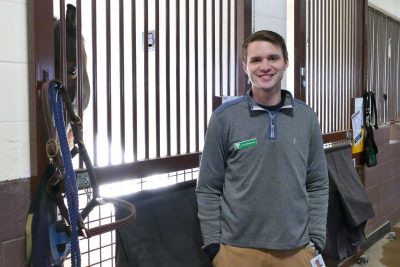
[{"left": 352, "top": 127, "right": 364, "bottom": 154}]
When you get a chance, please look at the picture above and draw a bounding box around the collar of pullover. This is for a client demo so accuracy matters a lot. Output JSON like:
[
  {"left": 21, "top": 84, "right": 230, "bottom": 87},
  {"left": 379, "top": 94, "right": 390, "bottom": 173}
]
[{"left": 245, "top": 89, "right": 294, "bottom": 112}]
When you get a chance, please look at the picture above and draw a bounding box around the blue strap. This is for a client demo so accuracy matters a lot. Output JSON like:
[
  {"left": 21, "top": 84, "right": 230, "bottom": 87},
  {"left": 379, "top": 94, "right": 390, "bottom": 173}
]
[
  {"left": 49, "top": 223, "right": 71, "bottom": 266},
  {"left": 49, "top": 82, "right": 81, "bottom": 267}
]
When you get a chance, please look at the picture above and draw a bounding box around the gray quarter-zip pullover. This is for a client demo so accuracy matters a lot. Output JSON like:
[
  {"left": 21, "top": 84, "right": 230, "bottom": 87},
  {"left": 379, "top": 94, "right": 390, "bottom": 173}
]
[{"left": 196, "top": 89, "right": 329, "bottom": 251}]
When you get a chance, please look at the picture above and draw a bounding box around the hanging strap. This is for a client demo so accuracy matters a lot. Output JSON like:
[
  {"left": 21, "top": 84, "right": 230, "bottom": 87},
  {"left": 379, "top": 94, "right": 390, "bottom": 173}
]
[
  {"left": 49, "top": 81, "right": 81, "bottom": 267},
  {"left": 370, "top": 92, "right": 378, "bottom": 129},
  {"left": 363, "top": 91, "right": 378, "bottom": 129},
  {"left": 41, "top": 80, "right": 137, "bottom": 266}
]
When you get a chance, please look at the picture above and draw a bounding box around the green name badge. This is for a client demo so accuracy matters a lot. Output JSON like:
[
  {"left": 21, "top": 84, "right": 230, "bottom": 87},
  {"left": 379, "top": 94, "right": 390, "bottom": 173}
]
[{"left": 233, "top": 138, "right": 257, "bottom": 150}]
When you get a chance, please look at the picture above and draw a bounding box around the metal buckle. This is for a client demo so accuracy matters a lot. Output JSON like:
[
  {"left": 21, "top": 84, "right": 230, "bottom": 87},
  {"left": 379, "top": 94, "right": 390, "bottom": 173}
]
[{"left": 46, "top": 139, "right": 59, "bottom": 159}]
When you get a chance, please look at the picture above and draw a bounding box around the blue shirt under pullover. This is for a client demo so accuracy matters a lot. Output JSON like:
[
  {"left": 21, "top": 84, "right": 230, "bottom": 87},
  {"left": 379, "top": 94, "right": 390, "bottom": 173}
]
[{"left": 196, "top": 89, "right": 329, "bottom": 253}]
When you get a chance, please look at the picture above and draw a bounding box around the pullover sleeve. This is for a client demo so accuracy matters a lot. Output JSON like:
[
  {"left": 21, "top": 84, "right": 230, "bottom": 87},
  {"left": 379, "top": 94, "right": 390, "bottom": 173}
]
[
  {"left": 196, "top": 113, "right": 227, "bottom": 247},
  {"left": 306, "top": 118, "right": 329, "bottom": 252}
]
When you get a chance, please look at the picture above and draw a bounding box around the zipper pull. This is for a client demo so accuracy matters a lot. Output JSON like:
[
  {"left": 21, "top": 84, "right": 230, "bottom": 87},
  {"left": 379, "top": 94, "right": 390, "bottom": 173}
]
[{"left": 270, "top": 112, "right": 276, "bottom": 139}]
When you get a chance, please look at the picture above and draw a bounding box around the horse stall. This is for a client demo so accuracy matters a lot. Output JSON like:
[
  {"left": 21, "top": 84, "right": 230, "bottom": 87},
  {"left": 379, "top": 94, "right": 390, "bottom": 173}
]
[
  {"left": 28, "top": 0, "right": 400, "bottom": 266},
  {"left": 41, "top": 0, "right": 248, "bottom": 265}
]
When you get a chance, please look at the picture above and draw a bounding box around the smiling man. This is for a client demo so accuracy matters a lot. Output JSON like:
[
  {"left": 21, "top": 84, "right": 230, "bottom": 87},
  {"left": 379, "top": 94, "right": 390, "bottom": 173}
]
[{"left": 196, "top": 30, "right": 329, "bottom": 267}]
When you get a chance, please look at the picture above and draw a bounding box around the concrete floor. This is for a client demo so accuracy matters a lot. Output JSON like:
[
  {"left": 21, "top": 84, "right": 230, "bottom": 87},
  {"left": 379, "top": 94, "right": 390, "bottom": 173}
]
[{"left": 351, "top": 222, "right": 400, "bottom": 267}]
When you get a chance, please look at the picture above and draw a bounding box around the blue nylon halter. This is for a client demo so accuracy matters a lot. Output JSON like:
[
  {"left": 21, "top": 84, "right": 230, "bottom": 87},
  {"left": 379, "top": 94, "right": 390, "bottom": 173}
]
[{"left": 49, "top": 81, "right": 81, "bottom": 267}]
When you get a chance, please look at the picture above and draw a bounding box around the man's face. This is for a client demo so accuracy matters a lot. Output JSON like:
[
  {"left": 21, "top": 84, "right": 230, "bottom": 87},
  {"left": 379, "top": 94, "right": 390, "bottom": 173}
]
[{"left": 243, "top": 41, "right": 288, "bottom": 93}]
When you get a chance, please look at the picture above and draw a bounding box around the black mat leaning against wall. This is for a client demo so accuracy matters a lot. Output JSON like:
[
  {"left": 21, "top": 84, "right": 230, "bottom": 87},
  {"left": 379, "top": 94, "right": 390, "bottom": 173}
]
[
  {"left": 323, "top": 144, "right": 375, "bottom": 264},
  {"left": 115, "top": 180, "right": 212, "bottom": 267}
]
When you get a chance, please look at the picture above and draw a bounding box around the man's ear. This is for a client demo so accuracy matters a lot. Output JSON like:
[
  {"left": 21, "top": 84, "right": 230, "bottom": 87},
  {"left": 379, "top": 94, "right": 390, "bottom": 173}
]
[{"left": 242, "top": 61, "right": 247, "bottom": 74}]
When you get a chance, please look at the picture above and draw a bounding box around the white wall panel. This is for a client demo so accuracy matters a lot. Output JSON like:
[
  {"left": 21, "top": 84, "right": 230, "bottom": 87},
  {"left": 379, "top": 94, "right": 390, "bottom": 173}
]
[
  {"left": 254, "top": 0, "right": 286, "bottom": 20},
  {"left": 0, "top": 0, "right": 29, "bottom": 63},
  {"left": 369, "top": 0, "right": 400, "bottom": 21},
  {"left": 0, "top": 0, "right": 32, "bottom": 181},
  {"left": 0, "top": 63, "right": 30, "bottom": 122},
  {"left": 253, "top": 1, "right": 288, "bottom": 91},
  {"left": 0, "top": 122, "right": 31, "bottom": 180}
]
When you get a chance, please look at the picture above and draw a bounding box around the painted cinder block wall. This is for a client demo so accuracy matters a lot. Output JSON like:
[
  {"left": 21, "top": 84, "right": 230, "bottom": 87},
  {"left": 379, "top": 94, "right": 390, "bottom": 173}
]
[{"left": 0, "top": 0, "right": 34, "bottom": 266}]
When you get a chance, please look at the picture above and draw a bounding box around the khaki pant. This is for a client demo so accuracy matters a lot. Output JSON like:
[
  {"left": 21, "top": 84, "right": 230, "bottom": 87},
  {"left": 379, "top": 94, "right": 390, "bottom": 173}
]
[{"left": 212, "top": 244, "right": 316, "bottom": 267}]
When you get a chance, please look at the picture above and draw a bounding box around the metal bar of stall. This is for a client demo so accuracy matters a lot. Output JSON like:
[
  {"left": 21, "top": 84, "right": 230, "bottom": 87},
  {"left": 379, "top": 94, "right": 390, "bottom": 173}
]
[
  {"left": 321, "top": 0, "right": 326, "bottom": 133},
  {"left": 330, "top": 0, "right": 334, "bottom": 133},
  {"left": 353, "top": 0, "right": 358, "bottom": 99},
  {"left": 343, "top": 0, "right": 348, "bottom": 129},
  {"left": 227, "top": 0, "right": 231, "bottom": 96},
  {"left": 203, "top": 0, "right": 208, "bottom": 136},
  {"left": 76, "top": 0, "right": 83, "bottom": 119},
  {"left": 144, "top": 0, "right": 150, "bottom": 159},
  {"left": 338, "top": 1, "right": 347, "bottom": 129},
  {"left": 352, "top": 0, "right": 356, "bottom": 123},
  {"left": 176, "top": 0, "right": 181, "bottom": 154},
  {"left": 346, "top": 0, "right": 350, "bottom": 130},
  {"left": 166, "top": 0, "right": 171, "bottom": 156},
  {"left": 106, "top": 0, "right": 112, "bottom": 164},
  {"left": 342, "top": 0, "right": 346, "bottom": 131},
  {"left": 327, "top": 0, "right": 332, "bottom": 133},
  {"left": 350, "top": 1, "right": 360, "bottom": 124},
  {"left": 332, "top": 0, "right": 337, "bottom": 132},
  {"left": 233, "top": 1, "right": 239, "bottom": 95},
  {"left": 329, "top": 0, "right": 334, "bottom": 131},
  {"left": 308, "top": 0, "right": 313, "bottom": 110},
  {"left": 76, "top": 0, "right": 84, "bottom": 168},
  {"left": 380, "top": 12, "right": 386, "bottom": 123},
  {"left": 326, "top": 0, "right": 330, "bottom": 132},
  {"left": 315, "top": 0, "right": 320, "bottom": 131},
  {"left": 333, "top": 0, "right": 337, "bottom": 130},
  {"left": 397, "top": 27, "right": 400, "bottom": 120},
  {"left": 219, "top": 0, "right": 223, "bottom": 96},
  {"left": 212, "top": 0, "right": 216, "bottom": 97},
  {"left": 339, "top": 0, "right": 343, "bottom": 131},
  {"left": 338, "top": 0, "right": 342, "bottom": 131},
  {"left": 155, "top": 0, "right": 161, "bottom": 157},
  {"left": 338, "top": 1, "right": 349, "bottom": 130},
  {"left": 91, "top": 0, "right": 98, "bottom": 166},
  {"left": 120, "top": 0, "right": 126, "bottom": 161},
  {"left": 60, "top": 0, "right": 67, "bottom": 88},
  {"left": 194, "top": 0, "right": 199, "bottom": 151},
  {"left": 132, "top": 0, "right": 138, "bottom": 161},
  {"left": 185, "top": 0, "right": 190, "bottom": 153}
]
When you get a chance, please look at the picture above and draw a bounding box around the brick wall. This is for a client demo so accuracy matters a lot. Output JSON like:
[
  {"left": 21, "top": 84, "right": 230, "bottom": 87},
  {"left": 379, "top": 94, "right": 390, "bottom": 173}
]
[
  {"left": 0, "top": 179, "right": 31, "bottom": 266},
  {"left": 365, "top": 124, "right": 400, "bottom": 235}
]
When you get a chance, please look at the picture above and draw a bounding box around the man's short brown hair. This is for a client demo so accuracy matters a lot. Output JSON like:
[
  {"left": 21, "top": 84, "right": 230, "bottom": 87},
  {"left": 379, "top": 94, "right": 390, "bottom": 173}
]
[{"left": 242, "top": 30, "right": 288, "bottom": 63}]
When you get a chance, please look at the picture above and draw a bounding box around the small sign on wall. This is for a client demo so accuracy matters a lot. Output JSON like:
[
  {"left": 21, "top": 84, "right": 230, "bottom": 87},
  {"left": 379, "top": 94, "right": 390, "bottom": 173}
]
[
  {"left": 352, "top": 97, "right": 364, "bottom": 154},
  {"left": 143, "top": 30, "right": 156, "bottom": 51}
]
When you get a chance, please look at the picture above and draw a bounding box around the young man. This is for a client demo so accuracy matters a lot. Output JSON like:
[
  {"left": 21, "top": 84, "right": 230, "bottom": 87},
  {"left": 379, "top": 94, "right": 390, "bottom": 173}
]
[{"left": 196, "top": 30, "right": 329, "bottom": 267}]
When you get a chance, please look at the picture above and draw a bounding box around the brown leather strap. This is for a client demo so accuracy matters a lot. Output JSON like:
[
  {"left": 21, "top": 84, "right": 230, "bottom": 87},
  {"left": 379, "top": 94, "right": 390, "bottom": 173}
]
[{"left": 84, "top": 197, "right": 137, "bottom": 238}]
